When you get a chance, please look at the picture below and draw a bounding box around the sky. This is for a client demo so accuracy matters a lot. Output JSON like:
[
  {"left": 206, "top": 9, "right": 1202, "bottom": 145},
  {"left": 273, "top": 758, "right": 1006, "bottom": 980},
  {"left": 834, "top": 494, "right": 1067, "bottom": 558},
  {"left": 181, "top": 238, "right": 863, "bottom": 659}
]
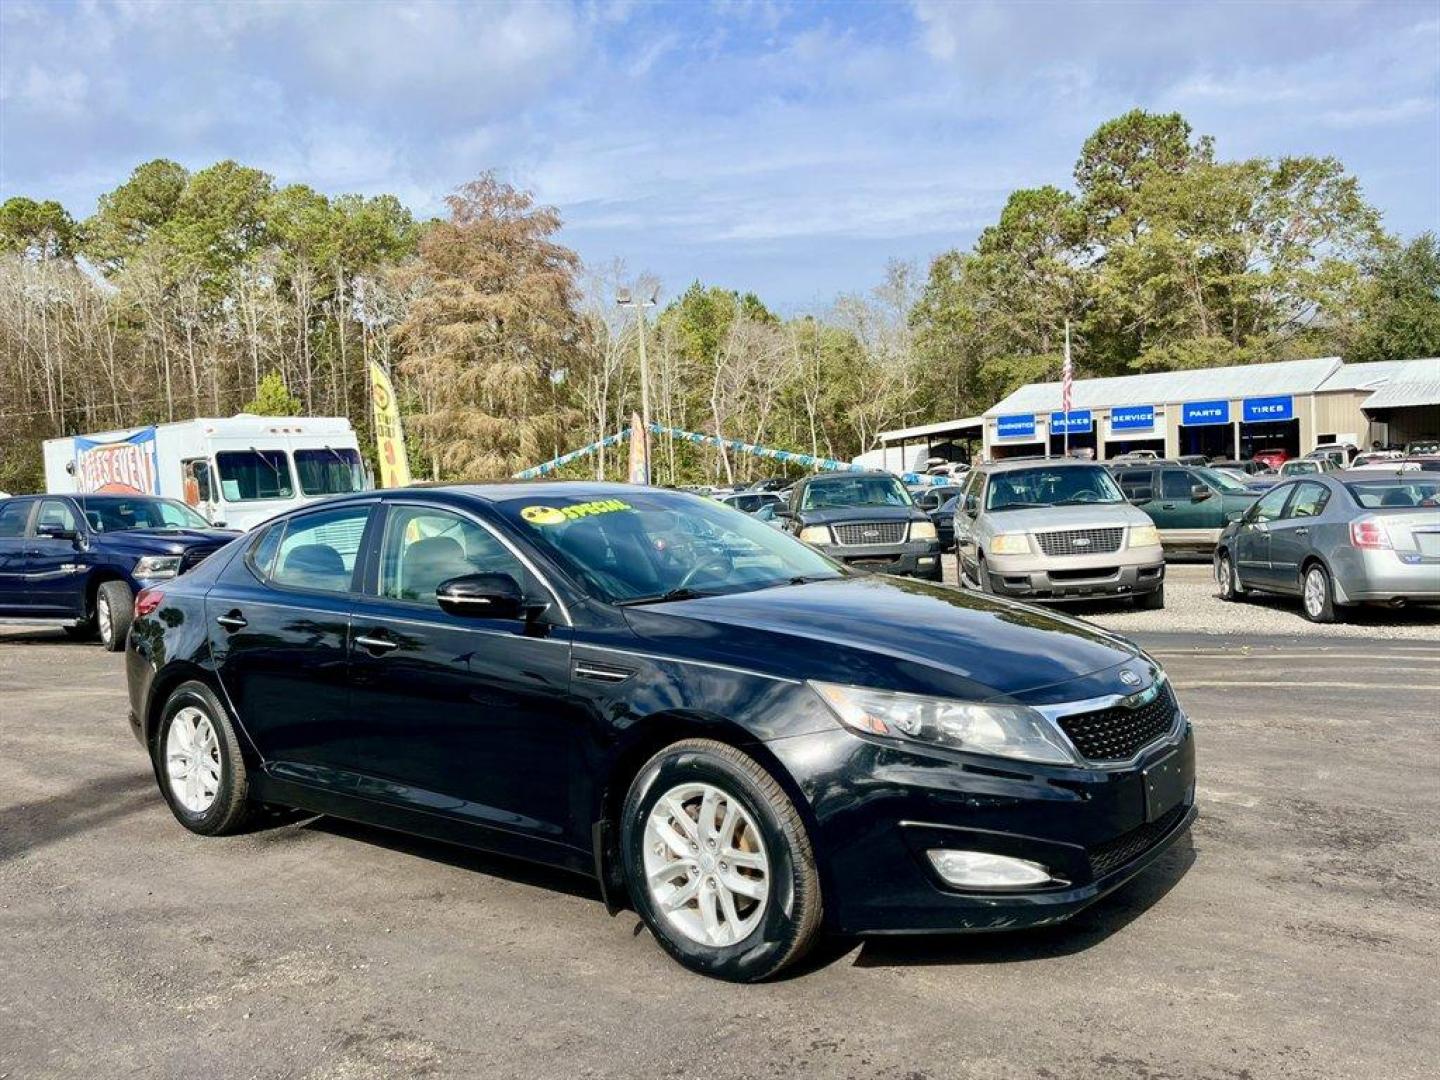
[{"left": 2, "top": 0, "right": 1438, "bottom": 311}]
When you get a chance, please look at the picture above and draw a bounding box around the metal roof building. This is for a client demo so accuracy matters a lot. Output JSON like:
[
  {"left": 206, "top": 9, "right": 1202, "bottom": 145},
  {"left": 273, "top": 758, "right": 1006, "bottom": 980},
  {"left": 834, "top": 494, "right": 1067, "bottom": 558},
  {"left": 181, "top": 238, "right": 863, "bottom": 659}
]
[{"left": 973, "top": 355, "right": 1439, "bottom": 462}]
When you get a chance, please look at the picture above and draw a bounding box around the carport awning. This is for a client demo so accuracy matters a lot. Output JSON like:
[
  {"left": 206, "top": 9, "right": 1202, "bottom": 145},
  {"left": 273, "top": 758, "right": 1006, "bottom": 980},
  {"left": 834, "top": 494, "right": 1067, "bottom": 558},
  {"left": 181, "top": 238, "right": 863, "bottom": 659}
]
[{"left": 1362, "top": 377, "right": 1440, "bottom": 413}]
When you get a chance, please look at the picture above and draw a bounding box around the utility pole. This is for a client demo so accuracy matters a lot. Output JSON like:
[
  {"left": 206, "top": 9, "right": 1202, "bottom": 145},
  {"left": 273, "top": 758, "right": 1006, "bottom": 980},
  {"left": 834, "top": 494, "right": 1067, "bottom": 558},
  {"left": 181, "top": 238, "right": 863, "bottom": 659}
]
[{"left": 617, "top": 285, "right": 660, "bottom": 483}]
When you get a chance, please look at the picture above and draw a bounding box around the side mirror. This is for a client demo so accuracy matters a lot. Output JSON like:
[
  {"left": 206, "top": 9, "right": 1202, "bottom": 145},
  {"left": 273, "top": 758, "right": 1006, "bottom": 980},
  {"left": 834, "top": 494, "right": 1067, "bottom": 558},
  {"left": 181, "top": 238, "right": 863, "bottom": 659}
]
[
  {"left": 36, "top": 524, "right": 78, "bottom": 541},
  {"left": 1191, "top": 485, "right": 1213, "bottom": 502},
  {"left": 436, "top": 573, "right": 526, "bottom": 620}
]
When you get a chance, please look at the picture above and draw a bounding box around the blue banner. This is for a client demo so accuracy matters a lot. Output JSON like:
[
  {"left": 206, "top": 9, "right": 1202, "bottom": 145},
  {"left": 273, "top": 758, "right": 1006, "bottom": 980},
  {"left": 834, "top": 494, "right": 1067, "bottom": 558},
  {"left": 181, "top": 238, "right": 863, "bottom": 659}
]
[
  {"left": 1242, "top": 395, "right": 1294, "bottom": 423},
  {"left": 1049, "top": 410, "right": 1093, "bottom": 434},
  {"left": 996, "top": 414, "right": 1037, "bottom": 439},
  {"left": 1110, "top": 404, "right": 1155, "bottom": 432},
  {"left": 1181, "top": 400, "right": 1230, "bottom": 427}
]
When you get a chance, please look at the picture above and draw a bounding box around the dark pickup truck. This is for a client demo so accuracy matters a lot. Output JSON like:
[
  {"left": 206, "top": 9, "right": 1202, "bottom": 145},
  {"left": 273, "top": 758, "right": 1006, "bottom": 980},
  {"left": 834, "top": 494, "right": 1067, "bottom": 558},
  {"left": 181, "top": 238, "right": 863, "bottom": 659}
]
[
  {"left": 0, "top": 493, "right": 237, "bottom": 649},
  {"left": 778, "top": 470, "right": 944, "bottom": 580}
]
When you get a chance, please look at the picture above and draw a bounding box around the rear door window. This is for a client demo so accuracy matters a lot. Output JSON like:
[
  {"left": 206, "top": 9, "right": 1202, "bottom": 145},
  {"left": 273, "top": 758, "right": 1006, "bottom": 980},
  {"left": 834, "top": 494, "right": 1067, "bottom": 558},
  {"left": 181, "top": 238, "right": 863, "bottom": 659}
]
[
  {"left": 269, "top": 506, "right": 370, "bottom": 593},
  {"left": 1160, "top": 470, "right": 1194, "bottom": 499},
  {"left": 0, "top": 499, "right": 33, "bottom": 537},
  {"left": 1288, "top": 482, "right": 1330, "bottom": 519}
]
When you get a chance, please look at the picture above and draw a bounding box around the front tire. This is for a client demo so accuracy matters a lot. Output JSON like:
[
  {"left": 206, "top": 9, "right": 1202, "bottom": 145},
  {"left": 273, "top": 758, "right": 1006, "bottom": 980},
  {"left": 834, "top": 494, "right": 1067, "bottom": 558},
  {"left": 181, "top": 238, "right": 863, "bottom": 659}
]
[
  {"left": 620, "top": 739, "right": 821, "bottom": 982},
  {"left": 1217, "top": 552, "right": 1246, "bottom": 601},
  {"left": 1301, "top": 563, "right": 1338, "bottom": 623},
  {"left": 96, "top": 580, "right": 133, "bottom": 652},
  {"left": 1135, "top": 583, "right": 1165, "bottom": 610},
  {"left": 154, "top": 681, "right": 253, "bottom": 835}
]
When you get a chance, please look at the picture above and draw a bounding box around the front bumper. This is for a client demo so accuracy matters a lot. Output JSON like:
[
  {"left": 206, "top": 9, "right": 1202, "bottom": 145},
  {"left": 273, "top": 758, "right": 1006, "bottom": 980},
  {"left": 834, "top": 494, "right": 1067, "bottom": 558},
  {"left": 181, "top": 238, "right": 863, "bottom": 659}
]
[
  {"left": 768, "top": 720, "right": 1196, "bottom": 934},
  {"left": 815, "top": 540, "right": 944, "bottom": 579},
  {"left": 982, "top": 557, "right": 1165, "bottom": 601}
]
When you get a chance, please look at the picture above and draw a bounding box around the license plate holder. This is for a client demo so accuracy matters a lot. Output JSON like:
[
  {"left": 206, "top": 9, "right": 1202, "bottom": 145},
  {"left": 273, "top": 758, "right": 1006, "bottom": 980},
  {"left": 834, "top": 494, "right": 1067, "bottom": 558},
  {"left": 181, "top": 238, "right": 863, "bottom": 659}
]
[{"left": 1143, "top": 743, "right": 1191, "bottom": 823}]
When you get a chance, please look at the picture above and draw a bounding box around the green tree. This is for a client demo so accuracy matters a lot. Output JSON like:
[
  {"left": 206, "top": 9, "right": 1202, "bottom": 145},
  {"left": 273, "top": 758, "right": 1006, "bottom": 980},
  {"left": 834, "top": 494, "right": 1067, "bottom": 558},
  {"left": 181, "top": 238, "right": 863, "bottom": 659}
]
[
  {"left": 0, "top": 197, "right": 78, "bottom": 259},
  {"left": 1346, "top": 233, "right": 1440, "bottom": 363},
  {"left": 84, "top": 159, "right": 189, "bottom": 272},
  {"left": 242, "top": 371, "right": 303, "bottom": 416}
]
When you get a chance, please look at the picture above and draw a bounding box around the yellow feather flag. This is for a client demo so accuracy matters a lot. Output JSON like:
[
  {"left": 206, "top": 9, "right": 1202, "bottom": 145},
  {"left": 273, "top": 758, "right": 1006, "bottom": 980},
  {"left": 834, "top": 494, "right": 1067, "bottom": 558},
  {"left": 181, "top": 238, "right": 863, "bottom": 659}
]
[{"left": 368, "top": 360, "right": 412, "bottom": 488}]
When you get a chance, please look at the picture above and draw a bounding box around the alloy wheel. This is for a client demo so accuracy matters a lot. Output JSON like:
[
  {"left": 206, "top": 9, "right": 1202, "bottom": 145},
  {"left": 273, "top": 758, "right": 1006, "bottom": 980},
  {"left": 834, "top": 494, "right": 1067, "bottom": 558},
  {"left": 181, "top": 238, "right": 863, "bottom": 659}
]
[
  {"left": 97, "top": 594, "right": 112, "bottom": 646},
  {"left": 643, "top": 782, "right": 769, "bottom": 947},
  {"left": 165, "top": 706, "right": 222, "bottom": 814},
  {"left": 1304, "top": 568, "right": 1326, "bottom": 618}
]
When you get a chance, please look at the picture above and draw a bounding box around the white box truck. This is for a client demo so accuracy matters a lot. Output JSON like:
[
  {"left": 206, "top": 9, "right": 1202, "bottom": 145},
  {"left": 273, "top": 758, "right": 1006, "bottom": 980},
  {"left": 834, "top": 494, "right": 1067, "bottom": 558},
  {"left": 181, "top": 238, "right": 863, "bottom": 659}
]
[{"left": 43, "top": 415, "right": 370, "bottom": 531}]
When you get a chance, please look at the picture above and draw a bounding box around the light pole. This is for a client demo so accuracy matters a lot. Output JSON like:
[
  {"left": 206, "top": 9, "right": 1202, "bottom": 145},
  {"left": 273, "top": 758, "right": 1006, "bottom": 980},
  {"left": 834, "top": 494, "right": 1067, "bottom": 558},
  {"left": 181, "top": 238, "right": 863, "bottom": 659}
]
[{"left": 617, "top": 285, "right": 659, "bottom": 483}]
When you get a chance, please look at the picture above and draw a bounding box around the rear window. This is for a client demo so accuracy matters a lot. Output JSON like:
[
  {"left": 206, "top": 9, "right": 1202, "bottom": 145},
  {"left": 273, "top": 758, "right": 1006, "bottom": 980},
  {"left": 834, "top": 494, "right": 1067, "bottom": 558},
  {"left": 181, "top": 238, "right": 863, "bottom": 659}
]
[{"left": 1344, "top": 479, "right": 1440, "bottom": 509}]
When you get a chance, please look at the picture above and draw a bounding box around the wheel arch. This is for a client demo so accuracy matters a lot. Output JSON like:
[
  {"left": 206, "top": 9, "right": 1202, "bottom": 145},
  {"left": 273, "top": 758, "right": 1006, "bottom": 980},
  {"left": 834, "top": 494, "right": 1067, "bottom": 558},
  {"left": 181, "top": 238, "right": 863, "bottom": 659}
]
[
  {"left": 1298, "top": 552, "right": 1348, "bottom": 604},
  {"left": 591, "top": 709, "right": 819, "bottom": 915},
  {"left": 143, "top": 661, "right": 224, "bottom": 750},
  {"left": 85, "top": 568, "right": 131, "bottom": 618}
]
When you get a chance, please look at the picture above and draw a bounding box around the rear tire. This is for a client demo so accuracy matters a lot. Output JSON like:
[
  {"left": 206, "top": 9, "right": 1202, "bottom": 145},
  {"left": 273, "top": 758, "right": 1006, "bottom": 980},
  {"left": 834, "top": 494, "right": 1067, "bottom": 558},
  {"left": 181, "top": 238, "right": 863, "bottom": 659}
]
[
  {"left": 620, "top": 739, "right": 821, "bottom": 982},
  {"left": 1301, "top": 563, "right": 1338, "bottom": 623},
  {"left": 154, "top": 681, "right": 254, "bottom": 836},
  {"left": 96, "top": 580, "right": 133, "bottom": 652}
]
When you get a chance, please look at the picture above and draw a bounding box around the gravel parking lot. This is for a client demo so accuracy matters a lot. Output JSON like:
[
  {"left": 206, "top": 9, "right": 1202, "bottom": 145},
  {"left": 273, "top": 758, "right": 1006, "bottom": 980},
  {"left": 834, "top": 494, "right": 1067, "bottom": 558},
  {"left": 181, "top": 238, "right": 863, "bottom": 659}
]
[
  {"left": 943, "top": 557, "right": 1440, "bottom": 640},
  {"left": 3, "top": 605, "right": 1438, "bottom": 1079}
]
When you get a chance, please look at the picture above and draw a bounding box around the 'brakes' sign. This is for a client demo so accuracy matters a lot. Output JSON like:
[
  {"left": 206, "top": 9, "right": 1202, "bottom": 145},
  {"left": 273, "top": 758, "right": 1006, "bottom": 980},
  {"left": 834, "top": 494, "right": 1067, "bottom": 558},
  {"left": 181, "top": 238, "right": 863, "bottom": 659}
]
[{"left": 74, "top": 428, "right": 160, "bottom": 494}]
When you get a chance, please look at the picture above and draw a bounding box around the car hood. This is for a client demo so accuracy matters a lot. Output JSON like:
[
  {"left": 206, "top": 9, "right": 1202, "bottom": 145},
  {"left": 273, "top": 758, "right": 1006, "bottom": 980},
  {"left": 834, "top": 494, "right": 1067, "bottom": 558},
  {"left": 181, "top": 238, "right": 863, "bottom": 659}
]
[
  {"left": 92, "top": 527, "right": 239, "bottom": 555},
  {"left": 795, "top": 505, "right": 926, "bottom": 525},
  {"left": 980, "top": 502, "right": 1152, "bottom": 532},
  {"left": 622, "top": 575, "right": 1150, "bottom": 706}
]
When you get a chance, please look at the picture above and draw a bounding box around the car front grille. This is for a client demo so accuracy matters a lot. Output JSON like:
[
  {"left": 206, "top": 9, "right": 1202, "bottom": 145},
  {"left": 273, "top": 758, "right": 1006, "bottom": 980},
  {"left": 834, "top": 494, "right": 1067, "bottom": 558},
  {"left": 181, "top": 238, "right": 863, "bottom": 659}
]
[
  {"left": 832, "top": 521, "right": 906, "bottom": 546},
  {"left": 1034, "top": 527, "right": 1124, "bottom": 557},
  {"left": 1057, "top": 681, "right": 1179, "bottom": 762},
  {"left": 1087, "top": 803, "right": 1189, "bottom": 879}
]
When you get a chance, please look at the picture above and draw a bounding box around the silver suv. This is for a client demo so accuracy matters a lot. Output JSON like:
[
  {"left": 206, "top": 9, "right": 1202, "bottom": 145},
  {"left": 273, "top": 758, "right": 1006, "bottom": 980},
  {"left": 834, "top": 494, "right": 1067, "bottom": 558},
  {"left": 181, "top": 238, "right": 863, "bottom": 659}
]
[{"left": 955, "top": 460, "right": 1166, "bottom": 608}]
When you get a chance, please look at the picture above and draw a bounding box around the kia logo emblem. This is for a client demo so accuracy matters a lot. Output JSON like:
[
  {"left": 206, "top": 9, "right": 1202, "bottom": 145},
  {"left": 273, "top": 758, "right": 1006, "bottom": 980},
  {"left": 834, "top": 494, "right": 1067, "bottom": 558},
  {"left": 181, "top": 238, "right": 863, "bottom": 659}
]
[{"left": 1120, "top": 670, "right": 1141, "bottom": 687}]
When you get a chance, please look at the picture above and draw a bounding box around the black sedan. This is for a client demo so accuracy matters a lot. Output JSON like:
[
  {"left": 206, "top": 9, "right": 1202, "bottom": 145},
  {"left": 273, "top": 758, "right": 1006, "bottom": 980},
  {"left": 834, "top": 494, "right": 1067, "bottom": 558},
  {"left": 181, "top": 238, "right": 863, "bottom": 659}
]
[{"left": 125, "top": 483, "right": 1196, "bottom": 981}]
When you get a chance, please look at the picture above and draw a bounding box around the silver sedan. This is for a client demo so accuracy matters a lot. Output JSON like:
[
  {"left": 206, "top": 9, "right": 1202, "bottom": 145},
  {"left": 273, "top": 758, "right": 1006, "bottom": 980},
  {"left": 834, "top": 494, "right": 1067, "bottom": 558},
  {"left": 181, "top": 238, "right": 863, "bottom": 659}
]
[{"left": 1214, "top": 471, "right": 1440, "bottom": 622}]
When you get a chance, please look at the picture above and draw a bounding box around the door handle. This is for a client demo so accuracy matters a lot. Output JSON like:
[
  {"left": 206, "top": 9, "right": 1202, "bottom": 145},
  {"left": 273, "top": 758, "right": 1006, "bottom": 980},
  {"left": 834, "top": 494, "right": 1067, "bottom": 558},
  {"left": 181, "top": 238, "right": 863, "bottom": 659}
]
[
  {"left": 355, "top": 632, "right": 399, "bottom": 653},
  {"left": 1161, "top": 503, "right": 1177, "bottom": 510},
  {"left": 1293, "top": 527, "right": 1309, "bottom": 536},
  {"left": 215, "top": 611, "right": 247, "bottom": 631}
]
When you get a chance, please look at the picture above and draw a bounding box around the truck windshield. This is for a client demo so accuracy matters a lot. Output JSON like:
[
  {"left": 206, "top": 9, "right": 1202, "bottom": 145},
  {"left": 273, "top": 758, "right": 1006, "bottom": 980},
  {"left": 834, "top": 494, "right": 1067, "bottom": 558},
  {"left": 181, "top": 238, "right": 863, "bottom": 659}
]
[
  {"left": 295, "top": 448, "right": 366, "bottom": 496},
  {"left": 800, "top": 476, "right": 913, "bottom": 510},
  {"left": 216, "top": 450, "right": 295, "bottom": 502},
  {"left": 79, "top": 497, "right": 211, "bottom": 532},
  {"left": 986, "top": 466, "right": 1124, "bottom": 510}
]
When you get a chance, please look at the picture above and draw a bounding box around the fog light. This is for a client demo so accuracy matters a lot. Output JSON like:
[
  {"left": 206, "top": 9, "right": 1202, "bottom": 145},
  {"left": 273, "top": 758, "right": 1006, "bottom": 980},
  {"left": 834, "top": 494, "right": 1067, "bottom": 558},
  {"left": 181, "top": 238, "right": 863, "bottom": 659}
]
[
  {"left": 927, "top": 849, "right": 1053, "bottom": 888},
  {"left": 918, "top": 556, "right": 936, "bottom": 565}
]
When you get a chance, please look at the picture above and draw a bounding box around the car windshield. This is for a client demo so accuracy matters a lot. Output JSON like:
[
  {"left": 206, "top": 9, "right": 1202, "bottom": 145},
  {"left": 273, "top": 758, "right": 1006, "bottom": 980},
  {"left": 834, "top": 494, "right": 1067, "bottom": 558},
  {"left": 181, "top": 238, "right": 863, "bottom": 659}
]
[
  {"left": 78, "top": 497, "right": 211, "bottom": 532},
  {"left": 496, "top": 490, "right": 843, "bottom": 604},
  {"left": 800, "top": 475, "right": 913, "bottom": 510},
  {"left": 1344, "top": 478, "right": 1440, "bottom": 508},
  {"left": 1283, "top": 461, "right": 1319, "bottom": 475},
  {"left": 294, "top": 448, "right": 366, "bottom": 496},
  {"left": 1196, "top": 467, "right": 1250, "bottom": 494},
  {"left": 985, "top": 466, "right": 1124, "bottom": 510}
]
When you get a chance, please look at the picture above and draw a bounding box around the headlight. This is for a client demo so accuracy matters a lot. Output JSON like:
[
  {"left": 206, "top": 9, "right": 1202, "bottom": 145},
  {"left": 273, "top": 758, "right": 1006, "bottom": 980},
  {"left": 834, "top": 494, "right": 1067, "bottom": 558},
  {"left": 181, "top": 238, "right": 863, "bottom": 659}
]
[
  {"left": 910, "top": 521, "right": 938, "bottom": 541},
  {"left": 811, "top": 681, "right": 1076, "bottom": 765},
  {"left": 989, "top": 533, "right": 1030, "bottom": 555},
  {"left": 798, "top": 525, "right": 832, "bottom": 544},
  {"left": 1130, "top": 524, "right": 1161, "bottom": 548},
  {"left": 134, "top": 555, "right": 182, "bottom": 579}
]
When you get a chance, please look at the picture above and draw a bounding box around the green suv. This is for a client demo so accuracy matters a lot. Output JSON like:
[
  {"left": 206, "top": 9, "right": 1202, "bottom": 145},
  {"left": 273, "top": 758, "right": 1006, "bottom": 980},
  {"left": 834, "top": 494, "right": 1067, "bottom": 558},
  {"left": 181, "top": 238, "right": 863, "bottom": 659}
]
[{"left": 1110, "top": 462, "right": 1259, "bottom": 554}]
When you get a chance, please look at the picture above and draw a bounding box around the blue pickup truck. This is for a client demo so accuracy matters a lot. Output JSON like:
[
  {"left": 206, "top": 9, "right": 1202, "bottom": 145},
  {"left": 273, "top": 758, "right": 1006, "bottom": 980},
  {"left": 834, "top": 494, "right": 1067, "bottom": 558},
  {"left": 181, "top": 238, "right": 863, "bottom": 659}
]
[{"left": 0, "top": 493, "right": 237, "bottom": 649}]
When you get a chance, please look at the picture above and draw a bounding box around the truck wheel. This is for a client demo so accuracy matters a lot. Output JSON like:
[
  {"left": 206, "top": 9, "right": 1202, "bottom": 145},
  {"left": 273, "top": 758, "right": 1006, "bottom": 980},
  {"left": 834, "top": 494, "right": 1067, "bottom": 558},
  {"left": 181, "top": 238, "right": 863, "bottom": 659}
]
[
  {"left": 1135, "top": 584, "right": 1165, "bottom": 610},
  {"left": 96, "top": 580, "right": 134, "bottom": 652}
]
